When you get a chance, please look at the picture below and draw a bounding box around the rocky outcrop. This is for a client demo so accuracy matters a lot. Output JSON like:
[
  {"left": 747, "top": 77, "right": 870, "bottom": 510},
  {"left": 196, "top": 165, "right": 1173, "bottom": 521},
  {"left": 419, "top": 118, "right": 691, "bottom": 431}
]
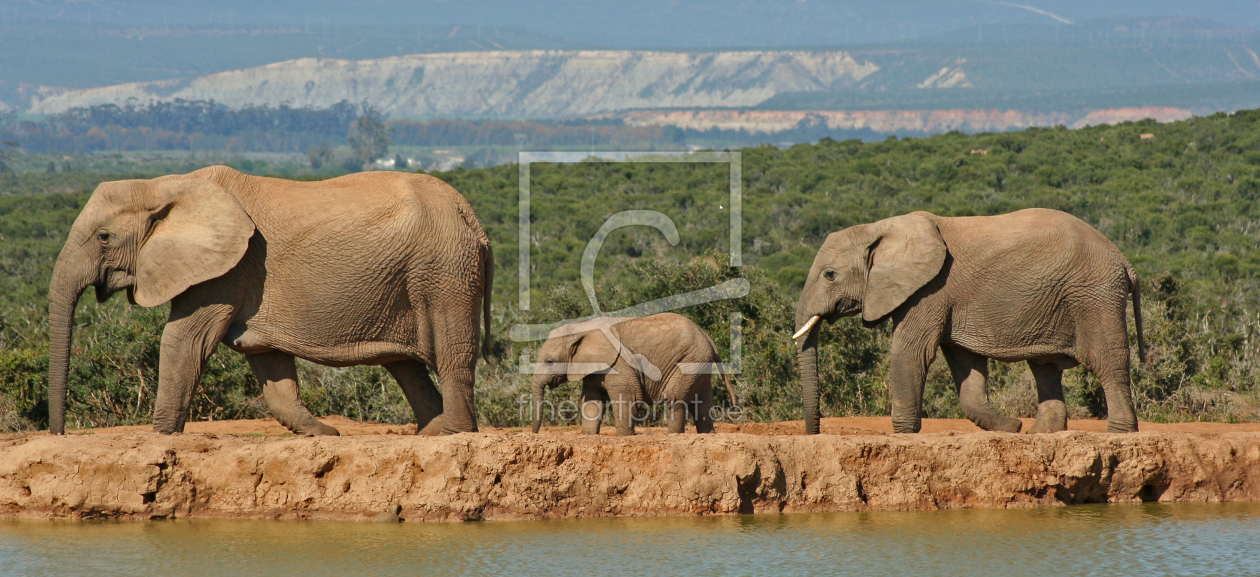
[
  {"left": 26, "top": 50, "right": 880, "bottom": 118},
  {"left": 1, "top": 430, "right": 1256, "bottom": 522}
]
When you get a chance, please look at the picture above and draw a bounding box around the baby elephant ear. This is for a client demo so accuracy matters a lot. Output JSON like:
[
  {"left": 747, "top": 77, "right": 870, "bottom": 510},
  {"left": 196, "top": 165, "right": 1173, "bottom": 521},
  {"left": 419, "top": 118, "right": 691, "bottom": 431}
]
[
  {"left": 133, "top": 179, "right": 255, "bottom": 307},
  {"left": 862, "top": 212, "right": 947, "bottom": 322},
  {"left": 568, "top": 328, "right": 621, "bottom": 382}
]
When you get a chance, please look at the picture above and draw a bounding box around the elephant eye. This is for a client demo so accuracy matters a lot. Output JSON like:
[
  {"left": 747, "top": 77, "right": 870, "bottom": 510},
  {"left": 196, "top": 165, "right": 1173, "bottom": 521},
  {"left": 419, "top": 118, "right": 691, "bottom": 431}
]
[
  {"left": 96, "top": 231, "right": 110, "bottom": 244},
  {"left": 823, "top": 270, "right": 836, "bottom": 281}
]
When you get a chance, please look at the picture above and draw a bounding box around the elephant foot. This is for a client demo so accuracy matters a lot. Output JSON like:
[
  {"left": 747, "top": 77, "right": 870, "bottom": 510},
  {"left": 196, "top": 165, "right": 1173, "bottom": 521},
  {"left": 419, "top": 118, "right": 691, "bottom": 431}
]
[
  {"left": 972, "top": 415, "right": 1022, "bottom": 433},
  {"left": 152, "top": 411, "right": 190, "bottom": 434},
  {"left": 439, "top": 425, "right": 478, "bottom": 435},
  {"left": 891, "top": 417, "right": 922, "bottom": 434},
  {"left": 286, "top": 417, "right": 340, "bottom": 436},
  {"left": 415, "top": 414, "right": 446, "bottom": 436},
  {"left": 1027, "top": 400, "right": 1067, "bottom": 434},
  {"left": 1106, "top": 420, "right": 1138, "bottom": 433}
]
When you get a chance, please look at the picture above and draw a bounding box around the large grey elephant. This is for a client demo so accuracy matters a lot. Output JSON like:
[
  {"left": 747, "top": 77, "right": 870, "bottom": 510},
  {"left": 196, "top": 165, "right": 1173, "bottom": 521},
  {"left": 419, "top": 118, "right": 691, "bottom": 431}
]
[
  {"left": 531, "top": 313, "right": 737, "bottom": 435},
  {"left": 47, "top": 165, "right": 493, "bottom": 436},
  {"left": 793, "top": 208, "right": 1145, "bottom": 435}
]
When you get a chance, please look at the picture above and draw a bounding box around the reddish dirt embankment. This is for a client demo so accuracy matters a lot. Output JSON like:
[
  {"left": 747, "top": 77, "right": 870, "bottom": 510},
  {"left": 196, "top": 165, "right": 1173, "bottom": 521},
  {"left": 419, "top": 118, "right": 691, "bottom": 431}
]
[{"left": 2, "top": 417, "right": 1258, "bottom": 522}]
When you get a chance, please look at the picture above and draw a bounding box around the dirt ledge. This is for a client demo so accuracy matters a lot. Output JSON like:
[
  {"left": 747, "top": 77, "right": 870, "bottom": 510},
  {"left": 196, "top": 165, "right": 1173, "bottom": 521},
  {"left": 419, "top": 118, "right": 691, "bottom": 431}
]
[{"left": 2, "top": 426, "right": 1258, "bottom": 522}]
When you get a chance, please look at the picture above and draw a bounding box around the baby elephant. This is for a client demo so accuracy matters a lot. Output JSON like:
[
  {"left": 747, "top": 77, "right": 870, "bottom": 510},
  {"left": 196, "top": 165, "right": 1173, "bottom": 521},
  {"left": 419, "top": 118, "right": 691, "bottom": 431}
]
[{"left": 531, "top": 313, "right": 737, "bottom": 435}]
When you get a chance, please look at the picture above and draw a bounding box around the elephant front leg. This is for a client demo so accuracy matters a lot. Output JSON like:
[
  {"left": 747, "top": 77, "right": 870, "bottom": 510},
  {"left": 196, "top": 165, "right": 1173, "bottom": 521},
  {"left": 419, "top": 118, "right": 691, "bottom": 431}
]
[
  {"left": 385, "top": 360, "right": 445, "bottom": 436},
  {"left": 886, "top": 333, "right": 941, "bottom": 434},
  {"left": 152, "top": 303, "right": 235, "bottom": 434},
  {"left": 1026, "top": 360, "right": 1068, "bottom": 434},
  {"left": 579, "top": 380, "right": 609, "bottom": 435},
  {"left": 941, "top": 346, "right": 1022, "bottom": 433},
  {"left": 606, "top": 376, "right": 639, "bottom": 436},
  {"left": 248, "top": 352, "right": 340, "bottom": 436}
]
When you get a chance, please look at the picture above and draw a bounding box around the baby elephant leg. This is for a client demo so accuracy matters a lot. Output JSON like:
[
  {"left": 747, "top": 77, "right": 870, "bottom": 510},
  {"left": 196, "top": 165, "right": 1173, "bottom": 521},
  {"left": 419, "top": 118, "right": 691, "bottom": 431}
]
[
  {"left": 690, "top": 383, "right": 715, "bottom": 434},
  {"left": 1026, "top": 360, "right": 1068, "bottom": 434},
  {"left": 606, "top": 375, "right": 638, "bottom": 436},
  {"left": 580, "top": 381, "right": 609, "bottom": 435}
]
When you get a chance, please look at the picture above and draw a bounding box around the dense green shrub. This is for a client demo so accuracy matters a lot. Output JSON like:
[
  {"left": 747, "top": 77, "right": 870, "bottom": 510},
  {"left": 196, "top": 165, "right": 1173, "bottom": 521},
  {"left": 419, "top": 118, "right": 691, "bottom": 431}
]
[{"left": 8, "top": 109, "right": 1260, "bottom": 430}]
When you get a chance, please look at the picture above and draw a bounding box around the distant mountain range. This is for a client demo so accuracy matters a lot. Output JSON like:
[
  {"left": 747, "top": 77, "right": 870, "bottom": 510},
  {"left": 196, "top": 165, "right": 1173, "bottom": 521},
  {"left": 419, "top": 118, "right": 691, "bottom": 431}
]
[
  {"left": 6, "top": 15, "right": 1260, "bottom": 137},
  {"left": 23, "top": 51, "right": 878, "bottom": 117}
]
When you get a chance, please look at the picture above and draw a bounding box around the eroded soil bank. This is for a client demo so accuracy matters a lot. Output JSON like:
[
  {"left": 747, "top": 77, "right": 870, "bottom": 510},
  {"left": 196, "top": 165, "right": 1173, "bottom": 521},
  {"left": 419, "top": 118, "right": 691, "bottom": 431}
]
[{"left": 2, "top": 417, "right": 1258, "bottom": 522}]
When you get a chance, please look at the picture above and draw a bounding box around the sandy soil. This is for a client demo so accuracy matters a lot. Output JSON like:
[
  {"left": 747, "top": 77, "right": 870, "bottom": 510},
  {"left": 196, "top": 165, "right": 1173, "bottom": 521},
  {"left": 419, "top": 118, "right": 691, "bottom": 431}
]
[{"left": 75, "top": 415, "right": 1260, "bottom": 437}]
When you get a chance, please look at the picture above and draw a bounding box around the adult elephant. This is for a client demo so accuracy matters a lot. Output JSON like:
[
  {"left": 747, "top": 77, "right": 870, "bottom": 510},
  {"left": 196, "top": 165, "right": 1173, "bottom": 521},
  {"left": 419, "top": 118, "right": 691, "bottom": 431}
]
[
  {"left": 793, "top": 208, "right": 1144, "bottom": 435},
  {"left": 47, "top": 165, "right": 493, "bottom": 436}
]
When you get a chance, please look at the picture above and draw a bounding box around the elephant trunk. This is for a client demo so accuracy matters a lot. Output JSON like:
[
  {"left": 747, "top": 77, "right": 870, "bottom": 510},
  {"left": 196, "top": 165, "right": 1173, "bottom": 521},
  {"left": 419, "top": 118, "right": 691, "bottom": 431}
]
[
  {"left": 531, "top": 378, "right": 545, "bottom": 434},
  {"left": 796, "top": 323, "right": 821, "bottom": 435},
  {"left": 47, "top": 252, "right": 92, "bottom": 434}
]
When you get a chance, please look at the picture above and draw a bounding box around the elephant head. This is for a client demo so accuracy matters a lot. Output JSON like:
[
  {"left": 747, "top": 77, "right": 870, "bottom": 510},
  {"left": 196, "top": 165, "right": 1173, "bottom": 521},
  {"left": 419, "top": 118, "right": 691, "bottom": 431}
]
[
  {"left": 531, "top": 320, "right": 621, "bottom": 433},
  {"left": 793, "top": 212, "right": 947, "bottom": 434},
  {"left": 47, "top": 177, "right": 254, "bottom": 433}
]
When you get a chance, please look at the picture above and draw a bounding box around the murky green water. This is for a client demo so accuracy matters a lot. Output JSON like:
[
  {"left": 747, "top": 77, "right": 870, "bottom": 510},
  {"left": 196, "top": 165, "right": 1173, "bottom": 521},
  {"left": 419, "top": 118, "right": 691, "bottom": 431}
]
[{"left": 2, "top": 503, "right": 1259, "bottom": 576}]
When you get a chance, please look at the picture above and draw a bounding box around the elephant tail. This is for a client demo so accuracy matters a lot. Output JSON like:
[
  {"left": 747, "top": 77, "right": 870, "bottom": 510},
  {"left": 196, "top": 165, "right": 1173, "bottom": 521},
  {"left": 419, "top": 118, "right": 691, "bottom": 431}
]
[
  {"left": 709, "top": 337, "right": 739, "bottom": 410},
  {"left": 1127, "top": 264, "right": 1147, "bottom": 364},
  {"left": 717, "top": 364, "right": 739, "bottom": 411},
  {"left": 480, "top": 239, "right": 494, "bottom": 361}
]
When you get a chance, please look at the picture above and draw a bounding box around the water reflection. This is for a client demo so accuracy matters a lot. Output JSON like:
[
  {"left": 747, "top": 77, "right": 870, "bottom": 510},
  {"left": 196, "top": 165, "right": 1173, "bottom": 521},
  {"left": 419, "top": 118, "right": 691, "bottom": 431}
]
[{"left": 1, "top": 503, "right": 1258, "bottom": 576}]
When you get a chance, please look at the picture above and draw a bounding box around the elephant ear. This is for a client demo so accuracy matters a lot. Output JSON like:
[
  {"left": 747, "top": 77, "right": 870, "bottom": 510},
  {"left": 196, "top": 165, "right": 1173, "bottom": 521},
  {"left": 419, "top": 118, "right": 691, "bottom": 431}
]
[
  {"left": 567, "top": 328, "right": 621, "bottom": 382},
  {"left": 862, "top": 212, "right": 947, "bottom": 322},
  {"left": 133, "top": 179, "right": 255, "bottom": 307}
]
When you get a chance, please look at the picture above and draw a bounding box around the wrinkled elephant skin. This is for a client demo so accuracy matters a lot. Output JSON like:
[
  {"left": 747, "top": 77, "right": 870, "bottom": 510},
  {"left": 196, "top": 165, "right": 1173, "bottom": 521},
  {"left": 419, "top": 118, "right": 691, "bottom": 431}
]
[
  {"left": 532, "top": 313, "right": 738, "bottom": 436},
  {"left": 794, "top": 209, "right": 1144, "bottom": 435},
  {"left": 46, "top": 166, "right": 493, "bottom": 436}
]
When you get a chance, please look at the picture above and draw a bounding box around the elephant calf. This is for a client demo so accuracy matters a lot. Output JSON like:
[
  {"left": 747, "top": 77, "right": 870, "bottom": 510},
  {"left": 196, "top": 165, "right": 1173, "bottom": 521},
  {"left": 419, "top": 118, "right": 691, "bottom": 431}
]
[
  {"left": 794, "top": 208, "right": 1145, "bottom": 435},
  {"left": 532, "top": 313, "right": 737, "bottom": 435}
]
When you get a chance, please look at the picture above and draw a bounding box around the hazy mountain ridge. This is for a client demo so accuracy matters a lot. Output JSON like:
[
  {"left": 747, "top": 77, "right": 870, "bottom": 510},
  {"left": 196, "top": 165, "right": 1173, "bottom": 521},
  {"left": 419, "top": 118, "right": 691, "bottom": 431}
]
[
  {"left": 27, "top": 50, "right": 880, "bottom": 118},
  {"left": 615, "top": 107, "right": 1194, "bottom": 135}
]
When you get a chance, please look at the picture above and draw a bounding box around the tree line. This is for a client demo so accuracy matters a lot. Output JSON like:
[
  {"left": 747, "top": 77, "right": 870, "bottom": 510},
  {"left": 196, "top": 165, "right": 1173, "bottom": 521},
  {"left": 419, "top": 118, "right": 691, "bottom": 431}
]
[
  {"left": 4, "top": 109, "right": 1260, "bottom": 431},
  {"left": 0, "top": 101, "right": 888, "bottom": 158}
]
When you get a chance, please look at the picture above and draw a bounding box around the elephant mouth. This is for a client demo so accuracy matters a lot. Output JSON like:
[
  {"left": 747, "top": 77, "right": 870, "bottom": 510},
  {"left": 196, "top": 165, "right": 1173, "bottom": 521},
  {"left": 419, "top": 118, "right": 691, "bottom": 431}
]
[
  {"left": 832, "top": 299, "right": 859, "bottom": 318},
  {"left": 94, "top": 270, "right": 136, "bottom": 303},
  {"left": 93, "top": 283, "right": 116, "bottom": 303}
]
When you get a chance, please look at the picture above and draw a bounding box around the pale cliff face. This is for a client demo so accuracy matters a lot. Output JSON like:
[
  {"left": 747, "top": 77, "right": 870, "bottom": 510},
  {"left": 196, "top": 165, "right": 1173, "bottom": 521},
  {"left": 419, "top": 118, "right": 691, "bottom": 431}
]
[
  {"left": 616, "top": 107, "right": 1196, "bottom": 135},
  {"left": 27, "top": 50, "right": 881, "bottom": 117}
]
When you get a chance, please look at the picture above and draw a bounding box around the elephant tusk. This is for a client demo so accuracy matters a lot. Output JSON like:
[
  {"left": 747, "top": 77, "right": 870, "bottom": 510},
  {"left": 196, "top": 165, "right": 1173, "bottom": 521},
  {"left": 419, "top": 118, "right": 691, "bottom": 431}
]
[{"left": 792, "top": 316, "right": 821, "bottom": 340}]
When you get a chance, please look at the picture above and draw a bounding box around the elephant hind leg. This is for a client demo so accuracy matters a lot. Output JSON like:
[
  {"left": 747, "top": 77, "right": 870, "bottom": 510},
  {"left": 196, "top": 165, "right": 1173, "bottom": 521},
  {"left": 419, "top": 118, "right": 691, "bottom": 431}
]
[
  {"left": 1026, "top": 360, "right": 1068, "bottom": 434},
  {"left": 1073, "top": 305, "right": 1139, "bottom": 433},
  {"left": 385, "top": 360, "right": 445, "bottom": 436},
  {"left": 690, "top": 383, "right": 715, "bottom": 434},
  {"left": 941, "top": 346, "right": 1022, "bottom": 433},
  {"left": 247, "top": 351, "right": 340, "bottom": 436},
  {"left": 1080, "top": 352, "right": 1138, "bottom": 433}
]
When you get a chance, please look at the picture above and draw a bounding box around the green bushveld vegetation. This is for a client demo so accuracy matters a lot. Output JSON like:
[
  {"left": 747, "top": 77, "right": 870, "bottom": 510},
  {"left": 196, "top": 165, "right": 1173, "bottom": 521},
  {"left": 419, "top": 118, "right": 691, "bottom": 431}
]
[{"left": 4, "top": 110, "right": 1260, "bottom": 431}]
